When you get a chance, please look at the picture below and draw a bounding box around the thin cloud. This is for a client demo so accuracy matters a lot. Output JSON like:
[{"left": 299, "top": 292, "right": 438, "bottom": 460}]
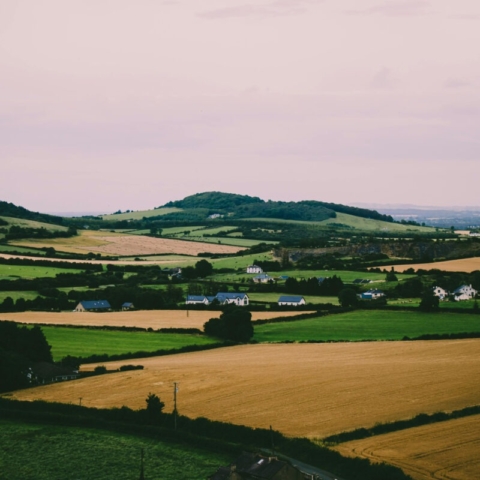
[
  {"left": 198, "top": 0, "right": 322, "bottom": 19},
  {"left": 445, "top": 78, "right": 471, "bottom": 89},
  {"left": 370, "top": 67, "right": 395, "bottom": 89},
  {"left": 347, "top": 1, "right": 432, "bottom": 17}
]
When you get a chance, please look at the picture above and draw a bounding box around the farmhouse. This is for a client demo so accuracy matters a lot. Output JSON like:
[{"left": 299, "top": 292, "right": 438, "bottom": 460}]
[
  {"left": 359, "top": 289, "right": 385, "bottom": 300},
  {"left": 121, "top": 302, "right": 134, "bottom": 311},
  {"left": 74, "top": 300, "right": 111, "bottom": 312},
  {"left": 253, "top": 273, "right": 273, "bottom": 284},
  {"left": 186, "top": 293, "right": 250, "bottom": 306},
  {"left": 278, "top": 295, "right": 305, "bottom": 306},
  {"left": 208, "top": 452, "right": 305, "bottom": 480},
  {"left": 247, "top": 265, "right": 263, "bottom": 274},
  {"left": 453, "top": 284, "right": 477, "bottom": 301},
  {"left": 432, "top": 286, "right": 448, "bottom": 300}
]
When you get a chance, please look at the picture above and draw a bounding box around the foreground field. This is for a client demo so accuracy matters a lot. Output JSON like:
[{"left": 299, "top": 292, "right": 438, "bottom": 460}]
[
  {"left": 377, "top": 257, "right": 480, "bottom": 273},
  {"left": 334, "top": 415, "right": 480, "bottom": 480},
  {"left": 8, "top": 340, "right": 480, "bottom": 439},
  {"left": 0, "top": 310, "right": 314, "bottom": 329},
  {"left": 10, "top": 230, "right": 245, "bottom": 256},
  {"left": 0, "top": 419, "right": 229, "bottom": 480}
]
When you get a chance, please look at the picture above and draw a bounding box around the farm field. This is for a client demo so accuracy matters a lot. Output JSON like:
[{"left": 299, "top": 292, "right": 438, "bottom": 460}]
[
  {"left": 253, "top": 310, "right": 480, "bottom": 342},
  {"left": 334, "top": 414, "right": 480, "bottom": 480},
  {"left": 9, "top": 230, "right": 245, "bottom": 256},
  {"left": 376, "top": 257, "right": 480, "bottom": 273},
  {"left": 0, "top": 263, "right": 84, "bottom": 280},
  {"left": 0, "top": 310, "right": 314, "bottom": 330},
  {"left": 101, "top": 207, "right": 182, "bottom": 221},
  {"left": 0, "top": 290, "right": 43, "bottom": 302},
  {"left": 39, "top": 326, "right": 218, "bottom": 360},
  {"left": 247, "top": 292, "right": 340, "bottom": 305},
  {"left": 0, "top": 419, "right": 229, "bottom": 480},
  {"left": 0, "top": 215, "right": 68, "bottom": 231},
  {"left": 8, "top": 340, "right": 480, "bottom": 439},
  {"left": 0, "top": 244, "right": 48, "bottom": 256}
]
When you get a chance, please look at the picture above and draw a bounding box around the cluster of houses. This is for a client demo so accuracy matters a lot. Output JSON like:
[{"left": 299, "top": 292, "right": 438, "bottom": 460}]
[
  {"left": 186, "top": 293, "right": 307, "bottom": 307},
  {"left": 432, "top": 284, "right": 477, "bottom": 301},
  {"left": 74, "top": 300, "right": 134, "bottom": 312}
]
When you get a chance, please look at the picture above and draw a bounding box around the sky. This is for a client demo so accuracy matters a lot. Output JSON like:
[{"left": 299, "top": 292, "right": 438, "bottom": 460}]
[{"left": 1, "top": 0, "right": 479, "bottom": 214}]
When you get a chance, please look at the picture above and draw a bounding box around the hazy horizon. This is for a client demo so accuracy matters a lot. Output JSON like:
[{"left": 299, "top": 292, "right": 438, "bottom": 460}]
[{"left": 1, "top": 0, "right": 479, "bottom": 212}]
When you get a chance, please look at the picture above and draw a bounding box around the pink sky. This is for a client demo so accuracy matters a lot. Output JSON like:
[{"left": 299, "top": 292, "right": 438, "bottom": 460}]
[{"left": 1, "top": 0, "right": 479, "bottom": 213}]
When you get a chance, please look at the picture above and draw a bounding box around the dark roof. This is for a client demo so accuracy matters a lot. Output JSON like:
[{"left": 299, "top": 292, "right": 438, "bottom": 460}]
[
  {"left": 278, "top": 296, "right": 304, "bottom": 303},
  {"left": 209, "top": 453, "right": 300, "bottom": 480},
  {"left": 216, "top": 292, "right": 248, "bottom": 300},
  {"left": 122, "top": 302, "right": 133, "bottom": 307},
  {"left": 79, "top": 300, "right": 111, "bottom": 310},
  {"left": 186, "top": 295, "right": 208, "bottom": 302}
]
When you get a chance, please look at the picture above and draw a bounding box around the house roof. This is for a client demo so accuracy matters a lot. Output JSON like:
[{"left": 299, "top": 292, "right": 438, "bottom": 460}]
[
  {"left": 186, "top": 295, "right": 207, "bottom": 302},
  {"left": 79, "top": 300, "right": 111, "bottom": 310},
  {"left": 216, "top": 292, "right": 248, "bottom": 300},
  {"left": 254, "top": 274, "right": 271, "bottom": 279},
  {"left": 278, "top": 296, "right": 304, "bottom": 303},
  {"left": 122, "top": 302, "right": 133, "bottom": 307}
]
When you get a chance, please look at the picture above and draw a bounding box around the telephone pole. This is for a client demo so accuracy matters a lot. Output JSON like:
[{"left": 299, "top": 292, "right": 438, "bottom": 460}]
[{"left": 173, "top": 382, "right": 179, "bottom": 430}]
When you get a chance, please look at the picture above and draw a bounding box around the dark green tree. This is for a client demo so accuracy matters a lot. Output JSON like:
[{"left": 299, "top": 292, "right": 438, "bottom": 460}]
[
  {"left": 419, "top": 290, "right": 440, "bottom": 312},
  {"left": 204, "top": 306, "right": 253, "bottom": 343},
  {"left": 338, "top": 288, "right": 358, "bottom": 308},
  {"left": 195, "top": 259, "right": 213, "bottom": 278},
  {"left": 145, "top": 393, "right": 165, "bottom": 423},
  {"left": 385, "top": 268, "right": 398, "bottom": 282}
]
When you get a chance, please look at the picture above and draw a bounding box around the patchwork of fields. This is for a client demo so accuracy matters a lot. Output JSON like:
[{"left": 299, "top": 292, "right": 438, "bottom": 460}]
[
  {"left": 9, "top": 340, "right": 480, "bottom": 440},
  {"left": 376, "top": 257, "right": 480, "bottom": 273},
  {"left": 334, "top": 415, "right": 480, "bottom": 480}
]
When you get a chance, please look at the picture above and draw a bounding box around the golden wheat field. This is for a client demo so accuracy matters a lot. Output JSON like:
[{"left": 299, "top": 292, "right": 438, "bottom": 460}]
[
  {"left": 334, "top": 414, "right": 480, "bottom": 480},
  {"left": 377, "top": 257, "right": 480, "bottom": 273},
  {"left": 0, "top": 310, "right": 313, "bottom": 329},
  {"left": 7, "top": 340, "right": 480, "bottom": 439},
  {"left": 11, "top": 230, "right": 244, "bottom": 256}
]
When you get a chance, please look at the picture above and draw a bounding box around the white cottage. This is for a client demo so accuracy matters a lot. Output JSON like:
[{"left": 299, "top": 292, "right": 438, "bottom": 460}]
[
  {"left": 278, "top": 295, "right": 305, "bottom": 306},
  {"left": 453, "top": 284, "right": 477, "bottom": 301},
  {"left": 247, "top": 265, "right": 263, "bottom": 274}
]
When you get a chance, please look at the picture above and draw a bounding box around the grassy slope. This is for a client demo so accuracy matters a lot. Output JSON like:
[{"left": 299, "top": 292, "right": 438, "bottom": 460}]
[
  {"left": 0, "top": 216, "right": 68, "bottom": 231},
  {"left": 0, "top": 264, "right": 84, "bottom": 280},
  {"left": 101, "top": 207, "right": 182, "bottom": 221},
  {"left": 0, "top": 419, "right": 229, "bottom": 480},
  {"left": 254, "top": 310, "right": 480, "bottom": 342},
  {"left": 41, "top": 327, "right": 218, "bottom": 361}
]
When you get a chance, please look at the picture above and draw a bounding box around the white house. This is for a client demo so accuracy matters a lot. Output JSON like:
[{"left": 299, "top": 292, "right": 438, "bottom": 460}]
[
  {"left": 278, "top": 295, "right": 305, "bottom": 306},
  {"left": 359, "top": 289, "right": 385, "bottom": 300},
  {"left": 247, "top": 265, "right": 263, "bottom": 274},
  {"left": 432, "top": 286, "right": 448, "bottom": 300},
  {"left": 185, "top": 295, "right": 210, "bottom": 305},
  {"left": 253, "top": 273, "right": 273, "bottom": 284},
  {"left": 215, "top": 292, "right": 249, "bottom": 306},
  {"left": 453, "top": 284, "right": 477, "bottom": 301}
]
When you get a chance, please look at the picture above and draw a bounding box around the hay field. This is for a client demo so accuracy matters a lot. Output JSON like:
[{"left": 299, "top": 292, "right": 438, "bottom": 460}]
[
  {"left": 334, "top": 415, "right": 480, "bottom": 480},
  {"left": 10, "top": 230, "right": 244, "bottom": 256},
  {"left": 1, "top": 310, "right": 314, "bottom": 329},
  {"left": 8, "top": 340, "right": 480, "bottom": 439},
  {"left": 376, "top": 257, "right": 480, "bottom": 273}
]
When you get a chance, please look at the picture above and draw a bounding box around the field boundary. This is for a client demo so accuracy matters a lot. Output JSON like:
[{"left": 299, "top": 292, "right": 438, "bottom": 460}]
[{"left": 322, "top": 404, "right": 480, "bottom": 444}]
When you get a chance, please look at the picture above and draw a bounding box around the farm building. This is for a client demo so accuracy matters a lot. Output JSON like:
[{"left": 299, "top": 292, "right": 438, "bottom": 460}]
[
  {"left": 253, "top": 273, "right": 273, "bottom": 284},
  {"left": 278, "top": 295, "right": 305, "bottom": 306},
  {"left": 246, "top": 265, "right": 263, "bottom": 274},
  {"left": 208, "top": 452, "right": 305, "bottom": 480},
  {"left": 432, "top": 286, "right": 448, "bottom": 300},
  {"left": 359, "top": 289, "right": 385, "bottom": 300},
  {"left": 186, "top": 293, "right": 249, "bottom": 306},
  {"left": 74, "top": 300, "right": 111, "bottom": 312},
  {"left": 121, "top": 302, "right": 134, "bottom": 311},
  {"left": 453, "top": 284, "right": 477, "bottom": 301}
]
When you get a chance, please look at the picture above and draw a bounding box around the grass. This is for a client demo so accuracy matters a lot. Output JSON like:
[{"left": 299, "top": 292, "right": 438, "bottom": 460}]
[
  {"left": 247, "top": 292, "right": 339, "bottom": 305},
  {"left": 0, "top": 264, "right": 84, "bottom": 280},
  {"left": 253, "top": 309, "right": 480, "bottom": 342},
  {"left": 0, "top": 419, "right": 229, "bottom": 480},
  {"left": 41, "top": 326, "right": 218, "bottom": 361},
  {"left": 0, "top": 291, "right": 42, "bottom": 302},
  {"left": 101, "top": 207, "right": 183, "bottom": 221},
  {"left": 0, "top": 216, "right": 68, "bottom": 231},
  {"left": 0, "top": 244, "right": 48, "bottom": 255}
]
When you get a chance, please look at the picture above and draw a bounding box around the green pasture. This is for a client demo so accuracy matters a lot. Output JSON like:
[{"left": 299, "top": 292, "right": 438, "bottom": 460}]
[
  {"left": 119, "top": 255, "right": 196, "bottom": 263},
  {"left": 0, "top": 291, "right": 43, "bottom": 302},
  {"left": 0, "top": 244, "right": 48, "bottom": 255},
  {"left": 248, "top": 292, "right": 339, "bottom": 305},
  {"left": 210, "top": 252, "right": 274, "bottom": 270},
  {"left": 253, "top": 309, "right": 480, "bottom": 342},
  {"left": 0, "top": 264, "right": 84, "bottom": 280},
  {"left": 0, "top": 216, "right": 68, "bottom": 231},
  {"left": 41, "top": 327, "right": 218, "bottom": 361},
  {"left": 101, "top": 207, "right": 182, "bottom": 221},
  {"left": 0, "top": 419, "right": 229, "bottom": 480}
]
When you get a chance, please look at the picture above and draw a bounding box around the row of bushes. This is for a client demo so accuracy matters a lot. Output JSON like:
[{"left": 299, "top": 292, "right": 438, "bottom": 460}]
[
  {"left": 323, "top": 405, "right": 480, "bottom": 444},
  {"left": 0, "top": 397, "right": 412, "bottom": 480}
]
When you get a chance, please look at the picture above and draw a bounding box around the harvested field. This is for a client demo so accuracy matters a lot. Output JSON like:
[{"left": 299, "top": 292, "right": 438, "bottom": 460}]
[
  {"left": 11, "top": 231, "right": 244, "bottom": 256},
  {"left": 1, "top": 310, "right": 314, "bottom": 329},
  {"left": 376, "top": 257, "right": 480, "bottom": 273},
  {"left": 7, "top": 340, "right": 480, "bottom": 439},
  {"left": 334, "top": 415, "right": 480, "bottom": 480}
]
